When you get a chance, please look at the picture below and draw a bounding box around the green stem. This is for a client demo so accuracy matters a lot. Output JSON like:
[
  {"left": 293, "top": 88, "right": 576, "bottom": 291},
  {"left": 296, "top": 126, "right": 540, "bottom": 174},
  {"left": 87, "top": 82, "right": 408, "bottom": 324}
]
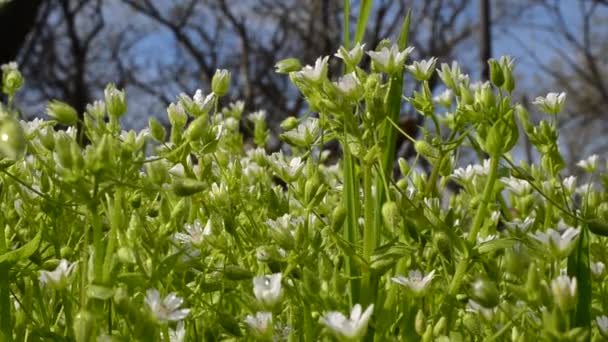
[
  {"left": 361, "top": 163, "right": 377, "bottom": 307},
  {"left": 62, "top": 290, "right": 74, "bottom": 339},
  {"left": 448, "top": 155, "right": 500, "bottom": 297},
  {"left": 0, "top": 215, "right": 11, "bottom": 338}
]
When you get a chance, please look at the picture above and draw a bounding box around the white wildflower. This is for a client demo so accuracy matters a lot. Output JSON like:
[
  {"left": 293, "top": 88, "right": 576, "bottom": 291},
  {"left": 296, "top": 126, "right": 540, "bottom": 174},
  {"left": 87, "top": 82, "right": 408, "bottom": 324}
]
[
  {"left": 245, "top": 312, "right": 273, "bottom": 339},
  {"left": 597, "top": 315, "right": 608, "bottom": 338},
  {"left": 406, "top": 57, "right": 438, "bottom": 81},
  {"left": 533, "top": 92, "right": 566, "bottom": 115},
  {"left": 391, "top": 269, "right": 436, "bottom": 297},
  {"left": 145, "top": 289, "right": 190, "bottom": 322},
  {"left": 193, "top": 90, "right": 215, "bottom": 114},
  {"left": 321, "top": 304, "right": 374, "bottom": 341},
  {"left": 248, "top": 110, "right": 267, "bottom": 123},
  {"left": 174, "top": 219, "right": 212, "bottom": 247},
  {"left": 591, "top": 261, "right": 605, "bottom": 278},
  {"left": 576, "top": 154, "right": 599, "bottom": 173},
  {"left": 281, "top": 117, "right": 319, "bottom": 147},
  {"left": 367, "top": 45, "right": 414, "bottom": 74},
  {"left": 466, "top": 300, "right": 495, "bottom": 321},
  {"left": 562, "top": 176, "right": 577, "bottom": 194},
  {"left": 533, "top": 224, "right": 579, "bottom": 258},
  {"left": 267, "top": 152, "right": 305, "bottom": 181},
  {"left": 39, "top": 259, "right": 77, "bottom": 290},
  {"left": 334, "top": 72, "right": 363, "bottom": 98},
  {"left": 551, "top": 271, "right": 577, "bottom": 311},
  {"left": 334, "top": 43, "right": 365, "bottom": 66},
  {"left": 294, "top": 56, "right": 329, "bottom": 83},
  {"left": 253, "top": 273, "right": 283, "bottom": 308},
  {"left": 433, "top": 89, "right": 453, "bottom": 108},
  {"left": 500, "top": 176, "right": 531, "bottom": 196}
]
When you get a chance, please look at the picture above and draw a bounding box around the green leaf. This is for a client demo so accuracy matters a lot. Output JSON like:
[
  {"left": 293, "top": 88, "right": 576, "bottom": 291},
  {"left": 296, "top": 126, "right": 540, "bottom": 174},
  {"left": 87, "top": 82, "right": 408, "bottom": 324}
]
[
  {"left": 477, "top": 238, "right": 518, "bottom": 254},
  {"left": 0, "top": 230, "right": 42, "bottom": 268},
  {"left": 397, "top": 9, "right": 412, "bottom": 50},
  {"left": 353, "top": 0, "right": 373, "bottom": 45},
  {"left": 569, "top": 225, "right": 591, "bottom": 330}
]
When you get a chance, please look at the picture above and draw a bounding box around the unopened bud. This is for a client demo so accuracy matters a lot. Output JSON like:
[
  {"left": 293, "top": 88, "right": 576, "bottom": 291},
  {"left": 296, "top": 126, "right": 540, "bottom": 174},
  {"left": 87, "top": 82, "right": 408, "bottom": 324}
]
[
  {"left": 470, "top": 278, "right": 500, "bottom": 308},
  {"left": 1, "top": 62, "right": 23, "bottom": 96},
  {"left": 331, "top": 205, "right": 347, "bottom": 233},
  {"left": 275, "top": 58, "right": 302, "bottom": 74},
  {"left": 382, "top": 201, "right": 401, "bottom": 229},
  {"left": 104, "top": 83, "right": 127, "bottom": 118},
  {"left": 211, "top": 69, "right": 231, "bottom": 97},
  {"left": 280, "top": 117, "right": 299, "bottom": 131},
  {"left": 488, "top": 59, "right": 504, "bottom": 88},
  {"left": 47, "top": 100, "right": 78, "bottom": 125},
  {"left": 172, "top": 178, "right": 206, "bottom": 196},
  {"left": 148, "top": 117, "right": 166, "bottom": 142}
]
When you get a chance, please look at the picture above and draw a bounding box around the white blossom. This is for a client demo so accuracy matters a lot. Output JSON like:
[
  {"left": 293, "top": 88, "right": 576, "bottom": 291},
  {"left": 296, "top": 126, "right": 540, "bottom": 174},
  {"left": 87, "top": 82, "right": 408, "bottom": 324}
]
[
  {"left": 597, "top": 316, "right": 608, "bottom": 337},
  {"left": 367, "top": 45, "right": 414, "bottom": 74},
  {"left": 145, "top": 289, "right": 190, "bottom": 322},
  {"left": 533, "top": 92, "right": 566, "bottom": 115},
  {"left": 551, "top": 271, "right": 577, "bottom": 311},
  {"left": 406, "top": 57, "right": 438, "bottom": 81},
  {"left": 500, "top": 176, "right": 531, "bottom": 196},
  {"left": 466, "top": 300, "right": 495, "bottom": 321},
  {"left": 281, "top": 117, "right": 319, "bottom": 147},
  {"left": 576, "top": 154, "right": 599, "bottom": 172},
  {"left": 321, "top": 304, "right": 374, "bottom": 341},
  {"left": 174, "top": 219, "right": 212, "bottom": 247},
  {"left": 294, "top": 56, "right": 329, "bottom": 83},
  {"left": 591, "top": 261, "right": 605, "bottom": 278},
  {"left": 334, "top": 72, "right": 362, "bottom": 98},
  {"left": 193, "top": 90, "right": 215, "bottom": 114},
  {"left": 433, "top": 89, "right": 453, "bottom": 108},
  {"left": 391, "top": 269, "right": 436, "bottom": 296},
  {"left": 39, "top": 259, "right": 77, "bottom": 290},
  {"left": 253, "top": 273, "right": 283, "bottom": 308},
  {"left": 562, "top": 176, "right": 577, "bottom": 194},
  {"left": 533, "top": 225, "right": 579, "bottom": 258},
  {"left": 334, "top": 43, "right": 365, "bottom": 66},
  {"left": 244, "top": 312, "right": 273, "bottom": 339}
]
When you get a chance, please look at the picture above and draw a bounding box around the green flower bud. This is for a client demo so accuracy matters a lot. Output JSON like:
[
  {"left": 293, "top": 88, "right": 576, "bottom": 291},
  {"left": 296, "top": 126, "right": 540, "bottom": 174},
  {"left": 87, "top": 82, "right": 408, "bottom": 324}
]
[
  {"left": 525, "top": 263, "right": 541, "bottom": 304},
  {"left": 470, "top": 278, "right": 500, "bottom": 308},
  {"left": 382, "top": 201, "right": 401, "bottom": 229},
  {"left": 398, "top": 157, "right": 410, "bottom": 176},
  {"left": 167, "top": 103, "right": 187, "bottom": 129},
  {"left": 415, "top": 309, "right": 426, "bottom": 336},
  {"left": 488, "top": 59, "right": 504, "bottom": 88},
  {"left": 223, "top": 265, "right": 254, "bottom": 281},
  {"left": 172, "top": 178, "right": 206, "bottom": 196},
  {"left": 0, "top": 114, "right": 26, "bottom": 160},
  {"left": 1, "top": 62, "right": 23, "bottom": 96},
  {"left": 148, "top": 117, "right": 165, "bottom": 142},
  {"left": 46, "top": 100, "right": 78, "bottom": 125},
  {"left": 54, "top": 132, "right": 73, "bottom": 169},
  {"left": 185, "top": 115, "right": 209, "bottom": 142},
  {"left": 331, "top": 205, "right": 347, "bottom": 233},
  {"left": 73, "top": 310, "right": 95, "bottom": 342},
  {"left": 104, "top": 83, "right": 127, "bottom": 118},
  {"left": 588, "top": 218, "right": 608, "bottom": 237},
  {"left": 211, "top": 69, "right": 231, "bottom": 97},
  {"left": 218, "top": 312, "right": 243, "bottom": 337},
  {"left": 414, "top": 140, "right": 439, "bottom": 163},
  {"left": 422, "top": 325, "right": 433, "bottom": 342},
  {"left": 459, "top": 84, "right": 474, "bottom": 105},
  {"left": 433, "top": 317, "right": 447, "bottom": 337},
  {"left": 275, "top": 58, "right": 302, "bottom": 74},
  {"left": 501, "top": 56, "right": 515, "bottom": 93},
  {"left": 280, "top": 116, "right": 299, "bottom": 131}
]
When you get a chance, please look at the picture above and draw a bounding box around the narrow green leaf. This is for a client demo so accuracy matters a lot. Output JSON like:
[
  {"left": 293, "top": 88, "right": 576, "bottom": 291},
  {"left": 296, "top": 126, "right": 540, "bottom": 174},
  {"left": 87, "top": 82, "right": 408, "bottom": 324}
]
[
  {"left": 569, "top": 225, "right": 591, "bottom": 330},
  {"left": 397, "top": 9, "right": 412, "bottom": 50},
  {"left": 353, "top": 0, "right": 373, "bottom": 45},
  {"left": 0, "top": 230, "right": 42, "bottom": 268},
  {"left": 343, "top": 0, "right": 350, "bottom": 49}
]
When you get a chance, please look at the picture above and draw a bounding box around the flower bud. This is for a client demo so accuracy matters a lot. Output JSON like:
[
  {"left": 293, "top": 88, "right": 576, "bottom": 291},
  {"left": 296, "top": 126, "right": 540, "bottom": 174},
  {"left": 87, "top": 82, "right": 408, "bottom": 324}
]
[
  {"left": 0, "top": 114, "right": 26, "bottom": 160},
  {"left": 211, "top": 69, "right": 231, "bottom": 97},
  {"left": 185, "top": 115, "right": 209, "bottom": 142},
  {"left": 46, "top": 100, "right": 78, "bottom": 126},
  {"left": 172, "top": 178, "right": 206, "bottom": 197},
  {"left": 414, "top": 140, "right": 439, "bottom": 163},
  {"left": 167, "top": 103, "right": 187, "bottom": 129},
  {"left": 331, "top": 205, "right": 347, "bottom": 233},
  {"left": 470, "top": 278, "right": 500, "bottom": 308},
  {"left": 382, "top": 201, "right": 401, "bottom": 229},
  {"left": 117, "top": 246, "right": 136, "bottom": 264},
  {"left": 275, "top": 58, "right": 302, "bottom": 74},
  {"left": 280, "top": 117, "right": 299, "bottom": 131},
  {"left": 1, "top": 62, "right": 23, "bottom": 96},
  {"left": 488, "top": 59, "right": 504, "bottom": 88},
  {"left": 148, "top": 117, "right": 165, "bottom": 142},
  {"left": 415, "top": 309, "right": 426, "bottom": 336},
  {"left": 73, "top": 310, "right": 95, "bottom": 342},
  {"left": 223, "top": 265, "right": 254, "bottom": 281},
  {"left": 104, "top": 83, "right": 127, "bottom": 118},
  {"left": 433, "top": 316, "right": 447, "bottom": 337}
]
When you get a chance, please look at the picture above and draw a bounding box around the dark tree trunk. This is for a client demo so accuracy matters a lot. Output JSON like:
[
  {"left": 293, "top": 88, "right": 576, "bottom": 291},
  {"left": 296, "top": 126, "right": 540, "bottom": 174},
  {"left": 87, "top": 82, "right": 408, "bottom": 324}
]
[
  {"left": 0, "top": 0, "right": 43, "bottom": 65},
  {"left": 479, "top": 0, "right": 491, "bottom": 80}
]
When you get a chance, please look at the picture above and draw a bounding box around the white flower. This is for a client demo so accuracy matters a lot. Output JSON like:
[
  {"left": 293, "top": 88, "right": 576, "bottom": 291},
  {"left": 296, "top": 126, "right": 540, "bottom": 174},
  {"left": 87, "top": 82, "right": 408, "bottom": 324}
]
[
  {"left": 334, "top": 43, "right": 365, "bottom": 66},
  {"left": 433, "top": 89, "right": 453, "bottom": 108},
  {"left": 367, "top": 45, "right": 414, "bottom": 74},
  {"left": 391, "top": 269, "right": 436, "bottom": 296},
  {"left": 551, "top": 271, "right": 577, "bottom": 311},
  {"left": 174, "top": 219, "right": 212, "bottom": 247},
  {"left": 267, "top": 152, "right": 305, "bottom": 181},
  {"left": 162, "top": 321, "right": 186, "bottom": 342},
  {"left": 281, "top": 117, "right": 319, "bottom": 147},
  {"left": 193, "top": 90, "right": 215, "bottom": 113},
  {"left": 253, "top": 273, "right": 283, "bottom": 308},
  {"left": 39, "top": 259, "right": 77, "bottom": 290},
  {"left": 321, "top": 304, "right": 374, "bottom": 341},
  {"left": 245, "top": 312, "right": 273, "bottom": 339},
  {"left": 503, "top": 216, "right": 535, "bottom": 233},
  {"left": 294, "top": 56, "right": 329, "bottom": 83},
  {"left": 477, "top": 234, "right": 498, "bottom": 245},
  {"left": 466, "top": 300, "right": 495, "bottom": 320},
  {"left": 597, "top": 315, "right": 608, "bottom": 337},
  {"left": 248, "top": 110, "right": 267, "bottom": 123},
  {"left": 576, "top": 154, "right": 599, "bottom": 172},
  {"left": 406, "top": 57, "right": 438, "bottom": 81},
  {"left": 533, "top": 225, "right": 579, "bottom": 258},
  {"left": 266, "top": 214, "right": 302, "bottom": 250},
  {"left": 334, "top": 72, "right": 362, "bottom": 98},
  {"left": 500, "top": 176, "right": 531, "bottom": 196},
  {"left": 533, "top": 92, "right": 566, "bottom": 115},
  {"left": 562, "top": 176, "right": 577, "bottom": 194},
  {"left": 452, "top": 159, "right": 490, "bottom": 183},
  {"left": 145, "top": 289, "right": 190, "bottom": 322},
  {"left": 209, "top": 182, "right": 229, "bottom": 204},
  {"left": 437, "top": 61, "right": 468, "bottom": 90},
  {"left": 591, "top": 261, "right": 605, "bottom": 278}
]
